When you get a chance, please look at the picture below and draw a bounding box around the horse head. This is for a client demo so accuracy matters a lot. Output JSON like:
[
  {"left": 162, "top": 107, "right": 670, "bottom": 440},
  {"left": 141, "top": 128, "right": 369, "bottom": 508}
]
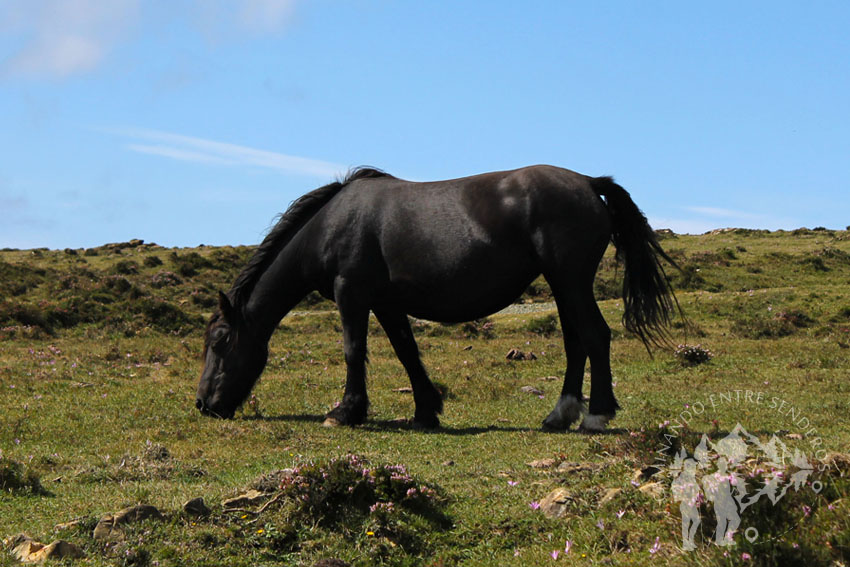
[{"left": 196, "top": 292, "right": 267, "bottom": 418}]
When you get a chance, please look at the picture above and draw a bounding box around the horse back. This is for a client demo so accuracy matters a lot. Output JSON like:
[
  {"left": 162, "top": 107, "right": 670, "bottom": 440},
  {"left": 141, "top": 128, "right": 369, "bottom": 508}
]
[{"left": 294, "top": 165, "right": 611, "bottom": 320}]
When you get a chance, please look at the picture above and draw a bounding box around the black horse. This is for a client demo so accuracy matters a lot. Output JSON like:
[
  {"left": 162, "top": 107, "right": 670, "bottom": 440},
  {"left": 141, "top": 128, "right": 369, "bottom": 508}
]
[{"left": 196, "top": 165, "right": 678, "bottom": 431}]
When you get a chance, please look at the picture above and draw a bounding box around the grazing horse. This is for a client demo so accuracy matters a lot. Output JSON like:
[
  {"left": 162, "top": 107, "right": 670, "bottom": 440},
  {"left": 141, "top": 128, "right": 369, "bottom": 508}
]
[{"left": 196, "top": 165, "right": 678, "bottom": 430}]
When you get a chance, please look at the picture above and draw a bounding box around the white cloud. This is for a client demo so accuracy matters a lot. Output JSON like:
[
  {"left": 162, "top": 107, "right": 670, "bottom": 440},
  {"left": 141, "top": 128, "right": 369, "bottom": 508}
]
[
  {"left": 8, "top": 34, "right": 103, "bottom": 77},
  {"left": 1, "top": 0, "right": 140, "bottom": 78},
  {"left": 648, "top": 217, "right": 719, "bottom": 235},
  {"left": 650, "top": 205, "right": 796, "bottom": 234},
  {"left": 116, "top": 128, "right": 344, "bottom": 178},
  {"left": 193, "top": 0, "right": 297, "bottom": 43},
  {"left": 238, "top": 0, "right": 297, "bottom": 33},
  {"left": 1, "top": 0, "right": 296, "bottom": 79}
]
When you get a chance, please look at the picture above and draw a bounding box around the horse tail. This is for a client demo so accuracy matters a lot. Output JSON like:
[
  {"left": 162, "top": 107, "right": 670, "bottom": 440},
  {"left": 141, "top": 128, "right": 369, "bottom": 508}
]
[{"left": 590, "top": 176, "right": 682, "bottom": 350}]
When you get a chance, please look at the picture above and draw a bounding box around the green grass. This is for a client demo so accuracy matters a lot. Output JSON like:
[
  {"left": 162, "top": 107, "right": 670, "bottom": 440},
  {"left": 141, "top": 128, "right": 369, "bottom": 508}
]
[{"left": 1, "top": 230, "right": 850, "bottom": 566}]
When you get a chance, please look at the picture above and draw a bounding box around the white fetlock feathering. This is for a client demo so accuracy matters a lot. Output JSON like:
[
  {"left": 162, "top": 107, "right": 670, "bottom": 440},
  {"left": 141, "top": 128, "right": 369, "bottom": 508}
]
[
  {"left": 580, "top": 414, "right": 610, "bottom": 432},
  {"left": 554, "top": 394, "right": 585, "bottom": 424}
]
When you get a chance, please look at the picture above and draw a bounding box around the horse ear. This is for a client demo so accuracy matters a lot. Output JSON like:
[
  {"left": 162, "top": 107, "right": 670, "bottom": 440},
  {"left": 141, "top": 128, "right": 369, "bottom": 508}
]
[{"left": 218, "top": 291, "right": 236, "bottom": 323}]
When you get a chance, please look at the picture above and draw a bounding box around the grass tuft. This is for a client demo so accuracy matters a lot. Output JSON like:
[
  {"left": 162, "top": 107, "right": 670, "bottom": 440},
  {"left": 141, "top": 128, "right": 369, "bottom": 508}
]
[{"left": 0, "top": 456, "right": 48, "bottom": 495}]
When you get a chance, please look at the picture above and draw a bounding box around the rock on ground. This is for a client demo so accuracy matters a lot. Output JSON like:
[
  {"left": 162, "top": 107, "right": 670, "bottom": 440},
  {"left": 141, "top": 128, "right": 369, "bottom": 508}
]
[
  {"left": 539, "top": 487, "right": 573, "bottom": 519},
  {"left": 182, "top": 497, "right": 211, "bottom": 517},
  {"left": 6, "top": 534, "right": 84, "bottom": 563},
  {"left": 93, "top": 504, "right": 164, "bottom": 542},
  {"left": 222, "top": 489, "right": 268, "bottom": 510},
  {"left": 506, "top": 348, "right": 537, "bottom": 361},
  {"left": 526, "top": 458, "right": 557, "bottom": 469}
]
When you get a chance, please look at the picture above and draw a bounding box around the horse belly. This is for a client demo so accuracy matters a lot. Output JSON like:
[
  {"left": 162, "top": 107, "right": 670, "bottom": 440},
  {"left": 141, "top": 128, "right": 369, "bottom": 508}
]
[{"left": 385, "top": 249, "right": 538, "bottom": 323}]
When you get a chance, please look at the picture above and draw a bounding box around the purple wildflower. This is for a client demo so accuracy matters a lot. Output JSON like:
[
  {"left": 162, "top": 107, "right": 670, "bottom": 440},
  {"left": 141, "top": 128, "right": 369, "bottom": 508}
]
[{"left": 649, "top": 537, "right": 661, "bottom": 554}]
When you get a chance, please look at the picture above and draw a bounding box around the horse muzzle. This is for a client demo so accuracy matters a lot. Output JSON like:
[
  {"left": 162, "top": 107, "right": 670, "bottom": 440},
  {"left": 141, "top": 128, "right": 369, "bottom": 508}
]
[{"left": 195, "top": 397, "right": 234, "bottom": 419}]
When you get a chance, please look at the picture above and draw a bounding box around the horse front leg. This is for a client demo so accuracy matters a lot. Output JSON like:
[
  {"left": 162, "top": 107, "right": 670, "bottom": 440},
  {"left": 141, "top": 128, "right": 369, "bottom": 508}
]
[
  {"left": 324, "top": 282, "right": 370, "bottom": 427},
  {"left": 374, "top": 309, "right": 443, "bottom": 429}
]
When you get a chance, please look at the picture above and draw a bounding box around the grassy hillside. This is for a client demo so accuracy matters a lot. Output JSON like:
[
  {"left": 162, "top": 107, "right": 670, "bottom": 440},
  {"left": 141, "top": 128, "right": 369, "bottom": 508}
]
[{"left": 1, "top": 228, "right": 849, "bottom": 566}]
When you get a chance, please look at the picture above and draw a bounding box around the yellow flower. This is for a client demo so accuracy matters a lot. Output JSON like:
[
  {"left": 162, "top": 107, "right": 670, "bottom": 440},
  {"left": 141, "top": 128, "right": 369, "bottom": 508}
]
[
  {"left": 366, "top": 531, "right": 375, "bottom": 536},
  {"left": 257, "top": 529, "right": 264, "bottom": 534}
]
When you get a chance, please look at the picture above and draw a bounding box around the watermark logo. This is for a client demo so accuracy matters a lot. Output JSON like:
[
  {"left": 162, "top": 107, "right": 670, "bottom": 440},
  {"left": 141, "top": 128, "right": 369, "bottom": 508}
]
[{"left": 655, "top": 390, "right": 825, "bottom": 551}]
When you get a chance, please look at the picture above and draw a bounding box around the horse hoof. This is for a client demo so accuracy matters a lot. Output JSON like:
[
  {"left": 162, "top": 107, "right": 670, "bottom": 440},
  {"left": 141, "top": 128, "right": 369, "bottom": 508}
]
[
  {"left": 412, "top": 416, "right": 440, "bottom": 430},
  {"left": 579, "top": 414, "right": 611, "bottom": 432},
  {"left": 543, "top": 394, "right": 585, "bottom": 431},
  {"left": 323, "top": 416, "right": 343, "bottom": 427},
  {"left": 541, "top": 418, "right": 568, "bottom": 432}
]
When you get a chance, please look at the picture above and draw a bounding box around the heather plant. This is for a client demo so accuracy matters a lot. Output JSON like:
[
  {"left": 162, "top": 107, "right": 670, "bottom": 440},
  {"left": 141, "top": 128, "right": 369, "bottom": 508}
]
[
  {"left": 243, "top": 455, "right": 450, "bottom": 560},
  {"left": 674, "top": 344, "right": 713, "bottom": 366},
  {"left": 275, "top": 455, "right": 447, "bottom": 529}
]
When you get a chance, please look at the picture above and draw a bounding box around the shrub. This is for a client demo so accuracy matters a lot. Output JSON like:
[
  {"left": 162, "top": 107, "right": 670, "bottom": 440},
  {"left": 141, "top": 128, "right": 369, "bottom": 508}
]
[
  {"left": 170, "top": 251, "right": 211, "bottom": 278},
  {"left": 674, "top": 344, "right": 713, "bottom": 366},
  {"left": 817, "top": 247, "right": 850, "bottom": 263},
  {"left": 139, "top": 299, "right": 200, "bottom": 334},
  {"left": 774, "top": 309, "right": 815, "bottom": 328},
  {"left": 520, "top": 280, "right": 554, "bottom": 302},
  {"left": 144, "top": 255, "right": 163, "bottom": 268},
  {"left": 0, "top": 456, "right": 48, "bottom": 495},
  {"left": 830, "top": 306, "right": 850, "bottom": 322},
  {"left": 150, "top": 271, "right": 182, "bottom": 289},
  {"left": 0, "top": 302, "right": 51, "bottom": 333},
  {"left": 111, "top": 260, "right": 139, "bottom": 275},
  {"left": 190, "top": 288, "right": 217, "bottom": 308},
  {"left": 295, "top": 291, "right": 331, "bottom": 310},
  {"left": 104, "top": 275, "right": 133, "bottom": 294},
  {"left": 698, "top": 466, "right": 844, "bottom": 567},
  {"left": 799, "top": 256, "right": 829, "bottom": 272},
  {"left": 732, "top": 315, "right": 796, "bottom": 339},
  {"left": 264, "top": 454, "right": 450, "bottom": 555},
  {"left": 208, "top": 247, "right": 253, "bottom": 274},
  {"left": 0, "top": 261, "right": 49, "bottom": 297},
  {"left": 461, "top": 318, "right": 495, "bottom": 339},
  {"left": 524, "top": 313, "right": 559, "bottom": 336},
  {"left": 594, "top": 273, "right": 623, "bottom": 300},
  {"left": 674, "top": 264, "right": 707, "bottom": 290}
]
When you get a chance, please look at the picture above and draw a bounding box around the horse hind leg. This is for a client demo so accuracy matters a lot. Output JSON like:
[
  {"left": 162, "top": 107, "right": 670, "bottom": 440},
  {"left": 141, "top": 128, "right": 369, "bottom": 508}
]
[
  {"left": 542, "top": 312, "right": 587, "bottom": 431},
  {"left": 374, "top": 309, "right": 443, "bottom": 429},
  {"left": 545, "top": 277, "right": 618, "bottom": 432}
]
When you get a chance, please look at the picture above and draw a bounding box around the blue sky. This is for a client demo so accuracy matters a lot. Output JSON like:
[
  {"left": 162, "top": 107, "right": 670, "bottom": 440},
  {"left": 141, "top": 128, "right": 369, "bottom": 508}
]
[{"left": 2, "top": 1, "right": 848, "bottom": 249}]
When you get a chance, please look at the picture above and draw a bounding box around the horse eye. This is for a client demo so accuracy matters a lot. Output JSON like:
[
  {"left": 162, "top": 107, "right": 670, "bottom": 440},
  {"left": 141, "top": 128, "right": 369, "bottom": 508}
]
[{"left": 211, "top": 328, "right": 230, "bottom": 351}]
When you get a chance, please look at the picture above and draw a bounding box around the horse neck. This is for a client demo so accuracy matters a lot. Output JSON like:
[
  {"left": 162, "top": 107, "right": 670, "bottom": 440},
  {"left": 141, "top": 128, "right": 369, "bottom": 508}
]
[{"left": 241, "top": 244, "right": 311, "bottom": 341}]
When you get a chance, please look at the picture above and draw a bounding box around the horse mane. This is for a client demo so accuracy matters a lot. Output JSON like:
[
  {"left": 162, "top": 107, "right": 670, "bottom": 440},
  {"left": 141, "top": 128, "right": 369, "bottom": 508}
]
[{"left": 228, "top": 167, "right": 393, "bottom": 310}]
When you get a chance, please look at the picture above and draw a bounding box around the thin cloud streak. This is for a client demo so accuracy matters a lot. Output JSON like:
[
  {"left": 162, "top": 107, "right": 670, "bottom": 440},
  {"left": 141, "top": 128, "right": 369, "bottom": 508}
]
[
  {"left": 117, "top": 128, "right": 344, "bottom": 178},
  {"left": 648, "top": 217, "right": 718, "bottom": 235},
  {"left": 126, "top": 144, "right": 239, "bottom": 166},
  {"left": 684, "top": 206, "right": 763, "bottom": 220}
]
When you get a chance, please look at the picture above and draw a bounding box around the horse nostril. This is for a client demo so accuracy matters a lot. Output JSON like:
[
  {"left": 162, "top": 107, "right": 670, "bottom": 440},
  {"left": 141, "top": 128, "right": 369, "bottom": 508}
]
[{"left": 195, "top": 398, "right": 204, "bottom": 410}]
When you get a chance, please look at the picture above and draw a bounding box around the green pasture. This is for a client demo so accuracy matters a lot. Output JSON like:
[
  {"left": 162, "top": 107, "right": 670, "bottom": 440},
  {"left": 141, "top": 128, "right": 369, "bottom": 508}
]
[{"left": 1, "top": 228, "right": 849, "bottom": 566}]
